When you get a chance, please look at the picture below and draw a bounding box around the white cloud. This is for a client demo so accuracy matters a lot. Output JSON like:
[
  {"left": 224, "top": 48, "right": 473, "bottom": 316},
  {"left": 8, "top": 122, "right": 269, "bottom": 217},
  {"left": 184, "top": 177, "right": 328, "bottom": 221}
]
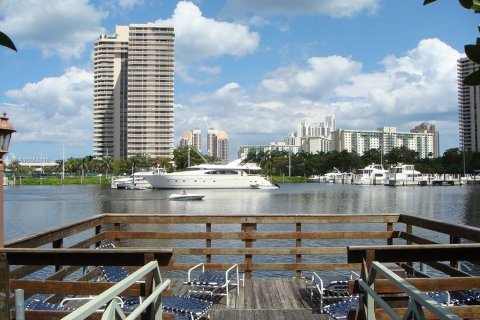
[
  {"left": 175, "top": 38, "right": 463, "bottom": 154},
  {"left": 0, "top": 0, "right": 106, "bottom": 60},
  {"left": 156, "top": 1, "right": 259, "bottom": 82},
  {"left": 222, "top": 0, "right": 380, "bottom": 18},
  {"left": 5, "top": 67, "right": 93, "bottom": 147}
]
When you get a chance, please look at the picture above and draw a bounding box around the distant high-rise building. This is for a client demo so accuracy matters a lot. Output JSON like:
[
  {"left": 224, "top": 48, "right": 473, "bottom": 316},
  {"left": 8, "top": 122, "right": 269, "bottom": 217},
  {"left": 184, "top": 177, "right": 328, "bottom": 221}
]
[
  {"left": 410, "top": 122, "right": 439, "bottom": 158},
  {"left": 332, "top": 126, "right": 437, "bottom": 159},
  {"left": 207, "top": 128, "right": 229, "bottom": 163},
  {"left": 458, "top": 57, "right": 480, "bottom": 151},
  {"left": 179, "top": 131, "right": 193, "bottom": 148},
  {"left": 179, "top": 129, "right": 202, "bottom": 153},
  {"left": 93, "top": 24, "right": 175, "bottom": 160},
  {"left": 192, "top": 128, "right": 202, "bottom": 152}
]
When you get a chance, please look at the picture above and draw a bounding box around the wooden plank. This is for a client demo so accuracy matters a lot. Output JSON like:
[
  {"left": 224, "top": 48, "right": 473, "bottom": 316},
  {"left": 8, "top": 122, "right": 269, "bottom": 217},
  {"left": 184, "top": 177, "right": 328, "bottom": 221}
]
[
  {"left": 399, "top": 214, "right": 480, "bottom": 242},
  {"left": 347, "top": 244, "right": 480, "bottom": 263},
  {"left": 6, "top": 215, "right": 104, "bottom": 248},
  {"left": 104, "top": 230, "right": 394, "bottom": 240},
  {"left": 399, "top": 233, "right": 438, "bottom": 245},
  {"left": 10, "top": 280, "right": 144, "bottom": 296},
  {"left": 174, "top": 247, "right": 347, "bottom": 255},
  {"left": 0, "top": 248, "right": 173, "bottom": 266},
  {"left": 101, "top": 213, "right": 401, "bottom": 225},
  {"left": 375, "top": 305, "right": 480, "bottom": 320},
  {"left": 243, "top": 279, "right": 255, "bottom": 309},
  {"left": 349, "top": 277, "right": 480, "bottom": 294}
]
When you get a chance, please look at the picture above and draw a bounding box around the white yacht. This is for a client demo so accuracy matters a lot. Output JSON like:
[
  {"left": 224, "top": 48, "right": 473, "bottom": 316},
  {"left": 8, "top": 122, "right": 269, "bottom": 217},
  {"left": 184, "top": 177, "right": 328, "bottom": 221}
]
[
  {"left": 111, "top": 170, "right": 163, "bottom": 189},
  {"left": 143, "top": 159, "right": 278, "bottom": 189},
  {"left": 354, "top": 164, "right": 388, "bottom": 185},
  {"left": 387, "top": 163, "right": 422, "bottom": 186}
]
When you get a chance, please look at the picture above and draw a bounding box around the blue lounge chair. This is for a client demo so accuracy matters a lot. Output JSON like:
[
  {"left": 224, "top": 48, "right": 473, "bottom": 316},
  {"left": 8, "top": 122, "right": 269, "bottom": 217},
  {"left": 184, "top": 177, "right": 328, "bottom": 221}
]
[
  {"left": 184, "top": 262, "right": 241, "bottom": 306},
  {"left": 323, "top": 296, "right": 359, "bottom": 320},
  {"left": 98, "top": 242, "right": 214, "bottom": 319},
  {"left": 305, "top": 271, "right": 359, "bottom": 311},
  {"left": 26, "top": 298, "right": 74, "bottom": 312},
  {"left": 162, "top": 295, "right": 213, "bottom": 320}
]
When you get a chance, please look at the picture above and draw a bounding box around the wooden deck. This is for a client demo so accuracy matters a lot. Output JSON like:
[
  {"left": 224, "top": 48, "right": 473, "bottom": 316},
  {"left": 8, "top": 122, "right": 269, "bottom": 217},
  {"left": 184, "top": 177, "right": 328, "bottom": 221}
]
[{"left": 168, "top": 278, "right": 330, "bottom": 319}]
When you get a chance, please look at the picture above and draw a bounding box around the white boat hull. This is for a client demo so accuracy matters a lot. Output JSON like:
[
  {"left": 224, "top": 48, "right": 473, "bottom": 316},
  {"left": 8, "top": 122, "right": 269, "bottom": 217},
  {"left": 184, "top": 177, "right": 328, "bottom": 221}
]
[
  {"left": 145, "top": 173, "right": 275, "bottom": 189},
  {"left": 169, "top": 194, "right": 205, "bottom": 201}
]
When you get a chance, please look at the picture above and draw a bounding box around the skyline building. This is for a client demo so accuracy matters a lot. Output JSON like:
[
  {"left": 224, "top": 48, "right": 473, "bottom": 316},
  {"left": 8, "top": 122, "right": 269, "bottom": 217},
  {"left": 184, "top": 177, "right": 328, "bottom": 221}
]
[
  {"left": 331, "top": 126, "right": 437, "bottom": 158},
  {"left": 207, "top": 128, "right": 229, "bottom": 163},
  {"left": 458, "top": 57, "right": 480, "bottom": 152},
  {"left": 179, "top": 128, "right": 202, "bottom": 152},
  {"left": 93, "top": 24, "right": 175, "bottom": 160}
]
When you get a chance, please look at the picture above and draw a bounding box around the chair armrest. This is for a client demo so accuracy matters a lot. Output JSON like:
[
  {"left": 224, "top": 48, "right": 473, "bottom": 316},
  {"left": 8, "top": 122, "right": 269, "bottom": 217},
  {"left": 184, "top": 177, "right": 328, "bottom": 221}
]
[
  {"left": 225, "top": 264, "right": 238, "bottom": 282},
  {"left": 188, "top": 262, "right": 204, "bottom": 281},
  {"left": 312, "top": 272, "right": 325, "bottom": 295}
]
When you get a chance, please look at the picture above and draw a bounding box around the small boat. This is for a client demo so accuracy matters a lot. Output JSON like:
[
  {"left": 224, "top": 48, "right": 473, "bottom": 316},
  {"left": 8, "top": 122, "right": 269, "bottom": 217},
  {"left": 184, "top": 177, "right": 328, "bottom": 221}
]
[
  {"left": 168, "top": 193, "right": 205, "bottom": 201},
  {"left": 250, "top": 183, "right": 279, "bottom": 189},
  {"left": 354, "top": 164, "right": 388, "bottom": 185}
]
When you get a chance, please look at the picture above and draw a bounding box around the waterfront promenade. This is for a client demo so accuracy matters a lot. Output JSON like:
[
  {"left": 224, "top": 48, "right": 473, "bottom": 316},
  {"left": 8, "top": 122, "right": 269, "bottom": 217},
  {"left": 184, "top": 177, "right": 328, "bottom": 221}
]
[{"left": 2, "top": 213, "right": 480, "bottom": 319}]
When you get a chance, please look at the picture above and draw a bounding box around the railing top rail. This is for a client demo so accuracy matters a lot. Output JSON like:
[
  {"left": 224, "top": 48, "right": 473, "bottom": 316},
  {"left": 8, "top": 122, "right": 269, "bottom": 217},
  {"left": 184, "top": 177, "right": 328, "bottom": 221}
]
[
  {"left": 399, "top": 214, "right": 480, "bottom": 242},
  {"left": 348, "top": 243, "right": 480, "bottom": 263},
  {"left": 0, "top": 248, "right": 173, "bottom": 266},
  {"left": 101, "top": 213, "right": 402, "bottom": 224}
]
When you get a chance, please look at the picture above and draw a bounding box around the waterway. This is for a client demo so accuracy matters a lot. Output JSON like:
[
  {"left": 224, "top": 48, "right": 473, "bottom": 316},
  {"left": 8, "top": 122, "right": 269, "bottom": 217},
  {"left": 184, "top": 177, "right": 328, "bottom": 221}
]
[{"left": 5, "top": 183, "right": 480, "bottom": 242}]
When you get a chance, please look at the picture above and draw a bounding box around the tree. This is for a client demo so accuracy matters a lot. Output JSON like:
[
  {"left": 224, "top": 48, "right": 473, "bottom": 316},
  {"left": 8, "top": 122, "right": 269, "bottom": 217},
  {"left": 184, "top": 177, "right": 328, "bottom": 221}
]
[
  {"left": 173, "top": 147, "right": 205, "bottom": 170},
  {"left": 424, "top": 0, "right": 480, "bottom": 85}
]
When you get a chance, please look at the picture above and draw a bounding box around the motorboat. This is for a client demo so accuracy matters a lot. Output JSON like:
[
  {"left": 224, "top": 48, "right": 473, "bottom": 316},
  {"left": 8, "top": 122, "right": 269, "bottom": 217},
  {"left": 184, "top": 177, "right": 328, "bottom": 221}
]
[
  {"left": 168, "top": 193, "right": 205, "bottom": 201},
  {"left": 388, "top": 163, "right": 423, "bottom": 186},
  {"left": 143, "top": 158, "right": 277, "bottom": 189},
  {"left": 250, "top": 183, "right": 279, "bottom": 189},
  {"left": 320, "top": 168, "right": 353, "bottom": 183},
  {"left": 353, "top": 164, "right": 388, "bottom": 185},
  {"left": 111, "top": 169, "right": 164, "bottom": 189}
]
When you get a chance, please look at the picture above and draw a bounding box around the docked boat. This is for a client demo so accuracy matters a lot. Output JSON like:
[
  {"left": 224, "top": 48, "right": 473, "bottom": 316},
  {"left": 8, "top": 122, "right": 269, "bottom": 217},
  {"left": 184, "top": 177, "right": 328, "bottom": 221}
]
[
  {"left": 168, "top": 193, "right": 205, "bottom": 201},
  {"left": 111, "top": 169, "right": 164, "bottom": 189},
  {"left": 143, "top": 158, "right": 277, "bottom": 189},
  {"left": 319, "top": 168, "right": 353, "bottom": 183},
  {"left": 388, "top": 163, "right": 422, "bottom": 186},
  {"left": 353, "top": 164, "right": 388, "bottom": 185}
]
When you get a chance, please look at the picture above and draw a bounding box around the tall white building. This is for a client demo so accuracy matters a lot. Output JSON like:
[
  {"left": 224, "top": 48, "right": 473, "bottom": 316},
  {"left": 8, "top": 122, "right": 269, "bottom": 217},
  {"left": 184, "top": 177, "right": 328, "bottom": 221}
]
[
  {"left": 331, "top": 126, "right": 437, "bottom": 159},
  {"left": 93, "top": 24, "right": 175, "bottom": 160},
  {"left": 458, "top": 57, "right": 480, "bottom": 151}
]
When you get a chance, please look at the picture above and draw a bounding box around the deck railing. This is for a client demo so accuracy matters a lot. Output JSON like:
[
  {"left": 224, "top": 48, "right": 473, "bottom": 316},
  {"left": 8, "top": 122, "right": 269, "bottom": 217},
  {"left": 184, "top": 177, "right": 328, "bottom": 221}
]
[{"left": 2, "top": 213, "right": 480, "bottom": 319}]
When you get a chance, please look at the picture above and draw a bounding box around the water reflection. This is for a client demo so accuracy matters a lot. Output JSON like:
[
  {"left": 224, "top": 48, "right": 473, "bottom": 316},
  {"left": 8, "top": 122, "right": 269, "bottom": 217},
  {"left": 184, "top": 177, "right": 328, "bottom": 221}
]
[{"left": 4, "top": 183, "right": 480, "bottom": 241}]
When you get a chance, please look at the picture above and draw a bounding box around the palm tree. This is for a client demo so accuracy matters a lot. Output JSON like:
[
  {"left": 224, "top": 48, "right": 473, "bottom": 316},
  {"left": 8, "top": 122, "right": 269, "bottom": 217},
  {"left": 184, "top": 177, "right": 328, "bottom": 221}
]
[{"left": 78, "top": 157, "right": 90, "bottom": 184}]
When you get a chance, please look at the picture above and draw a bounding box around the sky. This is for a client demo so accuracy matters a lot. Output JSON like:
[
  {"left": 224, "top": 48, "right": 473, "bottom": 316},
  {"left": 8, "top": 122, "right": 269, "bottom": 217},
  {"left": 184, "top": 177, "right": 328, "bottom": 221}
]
[{"left": 0, "top": 0, "right": 476, "bottom": 162}]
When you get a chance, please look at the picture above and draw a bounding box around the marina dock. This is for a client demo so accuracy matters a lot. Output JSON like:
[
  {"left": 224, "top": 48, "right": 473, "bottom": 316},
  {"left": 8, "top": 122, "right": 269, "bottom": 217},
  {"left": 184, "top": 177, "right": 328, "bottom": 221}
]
[{"left": 2, "top": 213, "right": 480, "bottom": 319}]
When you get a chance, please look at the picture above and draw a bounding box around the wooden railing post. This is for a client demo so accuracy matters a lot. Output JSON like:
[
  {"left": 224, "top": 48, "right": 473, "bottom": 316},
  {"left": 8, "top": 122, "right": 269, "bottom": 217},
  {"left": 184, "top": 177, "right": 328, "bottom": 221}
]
[
  {"left": 95, "top": 225, "right": 102, "bottom": 248},
  {"left": 0, "top": 253, "right": 10, "bottom": 320},
  {"left": 206, "top": 223, "right": 212, "bottom": 264},
  {"left": 52, "top": 239, "right": 63, "bottom": 272},
  {"left": 387, "top": 222, "right": 393, "bottom": 246},
  {"left": 450, "top": 235, "right": 460, "bottom": 269},
  {"left": 114, "top": 223, "right": 121, "bottom": 247},
  {"left": 296, "top": 223, "right": 302, "bottom": 278},
  {"left": 242, "top": 222, "right": 256, "bottom": 279}
]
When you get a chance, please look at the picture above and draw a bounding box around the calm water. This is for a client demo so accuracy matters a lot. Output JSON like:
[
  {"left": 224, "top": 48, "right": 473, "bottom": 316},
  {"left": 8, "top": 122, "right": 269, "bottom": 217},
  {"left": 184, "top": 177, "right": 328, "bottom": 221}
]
[{"left": 5, "top": 183, "right": 480, "bottom": 242}]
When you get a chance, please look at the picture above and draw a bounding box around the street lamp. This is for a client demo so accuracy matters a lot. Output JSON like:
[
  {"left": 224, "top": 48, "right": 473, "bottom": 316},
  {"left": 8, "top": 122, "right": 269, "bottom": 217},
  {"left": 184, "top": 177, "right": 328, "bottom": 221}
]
[{"left": 0, "top": 112, "right": 15, "bottom": 247}]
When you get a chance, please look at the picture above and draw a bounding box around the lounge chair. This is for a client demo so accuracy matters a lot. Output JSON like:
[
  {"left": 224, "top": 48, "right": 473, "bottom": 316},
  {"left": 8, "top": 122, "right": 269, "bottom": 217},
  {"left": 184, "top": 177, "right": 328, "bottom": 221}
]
[
  {"left": 305, "top": 271, "right": 359, "bottom": 311},
  {"left": 26, "top": 298, "right": 74, "bottom": 312},
  {"left": 184, "top": 262, "right": 241, "bottom": 306},
  {"left": 98, "top": 242, "right": 214, "bottom": 319},
  {"left": 323, "top": 296, "right": 359, "bottom": 320},
  {"left": 162, "top": 294, "right": 213, "bottom": 319}
]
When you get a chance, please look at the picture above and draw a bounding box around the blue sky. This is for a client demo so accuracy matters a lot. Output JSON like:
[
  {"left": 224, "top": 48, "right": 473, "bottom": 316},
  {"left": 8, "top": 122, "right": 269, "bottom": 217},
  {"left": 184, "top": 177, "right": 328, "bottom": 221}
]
[{"left": 0, "top": 0, "right": 475, "bottom": 162}]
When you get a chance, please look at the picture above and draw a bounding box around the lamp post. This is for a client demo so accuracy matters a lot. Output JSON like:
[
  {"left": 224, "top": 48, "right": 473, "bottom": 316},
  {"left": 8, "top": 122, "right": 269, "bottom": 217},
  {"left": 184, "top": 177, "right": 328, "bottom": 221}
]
[{"left": 0, "top": 112, "right": 15, "bottom": 247}]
